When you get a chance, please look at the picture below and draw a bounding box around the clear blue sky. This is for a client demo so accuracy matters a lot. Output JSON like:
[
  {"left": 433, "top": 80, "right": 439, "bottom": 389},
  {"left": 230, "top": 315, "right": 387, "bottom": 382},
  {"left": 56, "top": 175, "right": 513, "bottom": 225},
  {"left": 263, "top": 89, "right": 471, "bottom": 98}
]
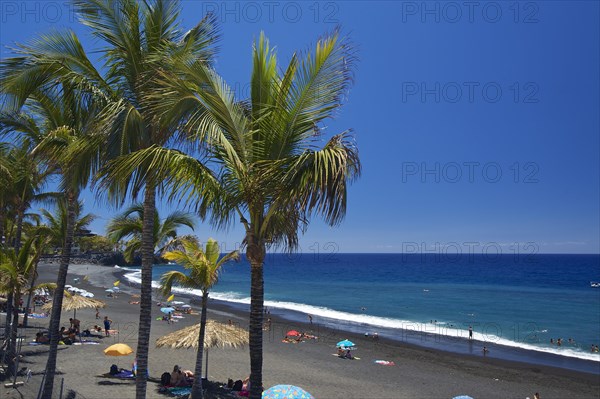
[{"left": 1, "top": 1, "right": 598, "bottom": 254}]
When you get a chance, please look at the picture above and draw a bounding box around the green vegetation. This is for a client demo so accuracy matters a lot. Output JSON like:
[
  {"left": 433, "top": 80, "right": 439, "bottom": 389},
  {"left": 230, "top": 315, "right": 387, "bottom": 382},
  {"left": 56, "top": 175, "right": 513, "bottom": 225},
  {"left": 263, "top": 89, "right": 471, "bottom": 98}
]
[{"left": 0, "top": 1, "right": 359, "bottom": 398}]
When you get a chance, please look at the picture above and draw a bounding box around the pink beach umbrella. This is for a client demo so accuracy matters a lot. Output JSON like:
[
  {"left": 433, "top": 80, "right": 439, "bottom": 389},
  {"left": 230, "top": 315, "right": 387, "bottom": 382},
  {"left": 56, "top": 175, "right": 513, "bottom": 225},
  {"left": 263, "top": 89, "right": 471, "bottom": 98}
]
[{"left": 262, "top": 385, "right": 314, "bottom": 399}]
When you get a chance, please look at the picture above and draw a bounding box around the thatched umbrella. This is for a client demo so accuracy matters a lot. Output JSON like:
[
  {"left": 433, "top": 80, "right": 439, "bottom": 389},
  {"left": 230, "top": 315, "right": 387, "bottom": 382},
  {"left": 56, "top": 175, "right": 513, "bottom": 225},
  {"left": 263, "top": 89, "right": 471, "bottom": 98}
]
[
  {"left": 156, "top": 320, "right": 248, "bottom": 378},
  {"left": 42, "top": 293, "right": 106, "bottom": 319}
]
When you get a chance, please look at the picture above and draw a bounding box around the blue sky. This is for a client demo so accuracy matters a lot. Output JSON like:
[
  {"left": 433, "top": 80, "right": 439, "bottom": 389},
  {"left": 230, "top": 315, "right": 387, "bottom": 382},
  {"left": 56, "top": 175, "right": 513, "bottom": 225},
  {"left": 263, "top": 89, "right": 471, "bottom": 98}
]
[{"left": 1, "top": 1, "right": 598, "bottom": 254}]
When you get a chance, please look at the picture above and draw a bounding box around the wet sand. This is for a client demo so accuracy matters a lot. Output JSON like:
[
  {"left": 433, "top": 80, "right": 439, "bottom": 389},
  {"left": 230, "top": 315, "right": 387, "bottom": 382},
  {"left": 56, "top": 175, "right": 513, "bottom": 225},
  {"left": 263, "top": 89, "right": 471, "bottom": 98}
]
[{"left": 3, "top": 263, "right": 599, "bottom": 399}]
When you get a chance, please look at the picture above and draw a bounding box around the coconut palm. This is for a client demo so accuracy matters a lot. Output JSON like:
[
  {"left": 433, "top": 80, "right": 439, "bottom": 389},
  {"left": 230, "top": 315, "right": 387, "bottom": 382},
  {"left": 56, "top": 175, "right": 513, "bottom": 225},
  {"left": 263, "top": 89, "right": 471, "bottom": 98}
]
[
  {"left": 40, "top": 199, "right": 96, "bottom": 253},
  {"left": 1, "top": 2, "right": 219, "bottom": 394},
  {"left": 0, "top": 235, "right": 40, "bottom": 375},
  {"left": 0, "top": 143, "right": 55, "bottom": 342},
  {"left": 160, "top": 237, "right": 239, "bottom": 398},
  {"left": 106, "top": 204, "right": 195, "bottom": 263},
  {"left": 0, "top": 81, "right": 102, "bottom": 396},
  {"left": 131, "top": 30, "right": 361, "bottom": 398}
]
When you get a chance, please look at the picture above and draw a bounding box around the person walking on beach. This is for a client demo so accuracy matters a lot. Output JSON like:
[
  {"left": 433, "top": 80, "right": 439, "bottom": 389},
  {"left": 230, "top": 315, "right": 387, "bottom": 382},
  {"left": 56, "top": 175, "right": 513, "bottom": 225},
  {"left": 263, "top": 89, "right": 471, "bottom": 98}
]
[
  {"left": 103, "top": 316, "right": 112, "bottom": 337},
  {"left": 95, "top": 307, "right": 100, "bottom": 319},
  {"left": 469, "top": 326, "right": 473, "bottom": 339},
  {"left": 308, "top": 315, "right": 313, "bottom": 325}
]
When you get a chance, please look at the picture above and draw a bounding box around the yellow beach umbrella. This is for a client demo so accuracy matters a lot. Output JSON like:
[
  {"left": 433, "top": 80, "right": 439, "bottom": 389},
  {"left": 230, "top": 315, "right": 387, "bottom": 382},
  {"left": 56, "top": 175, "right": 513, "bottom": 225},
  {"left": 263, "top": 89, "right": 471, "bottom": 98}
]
[
  {"left": 166, "top": 294, "right": 175, "bottom": 302},
  {"left": 113, "top": 280, "right": 120, "bottom": 287},
  {"left": 104, "top": 343, "right": 134, "bottom": 356}
]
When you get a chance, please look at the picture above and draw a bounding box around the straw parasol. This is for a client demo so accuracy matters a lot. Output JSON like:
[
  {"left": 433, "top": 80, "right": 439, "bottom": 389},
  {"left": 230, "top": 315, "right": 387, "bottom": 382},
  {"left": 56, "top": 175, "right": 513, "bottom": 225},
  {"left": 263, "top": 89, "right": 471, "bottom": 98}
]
[
  {"left": 42, "top": 293, "right": 106, "bottom": 318},
  {"left": 156, "top": 320, "right": 248, "bottom": 378}
]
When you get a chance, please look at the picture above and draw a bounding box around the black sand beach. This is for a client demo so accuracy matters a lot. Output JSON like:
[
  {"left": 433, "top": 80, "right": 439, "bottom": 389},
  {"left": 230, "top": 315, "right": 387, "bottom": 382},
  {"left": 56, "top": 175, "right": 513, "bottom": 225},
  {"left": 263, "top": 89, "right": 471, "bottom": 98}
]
[{"left": 3, "top": 263, "right": 599, "bottom": 399}]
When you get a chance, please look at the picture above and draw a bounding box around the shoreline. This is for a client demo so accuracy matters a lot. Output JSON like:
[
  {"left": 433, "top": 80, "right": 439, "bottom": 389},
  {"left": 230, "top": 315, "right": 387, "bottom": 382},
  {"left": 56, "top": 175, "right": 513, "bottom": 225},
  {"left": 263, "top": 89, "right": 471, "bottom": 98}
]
[
  {"left": 115, "top": 265, "right": 600, "bottom": 375},
  {"left": 6, "top": 262, "right": 597, "bottom": 399}
]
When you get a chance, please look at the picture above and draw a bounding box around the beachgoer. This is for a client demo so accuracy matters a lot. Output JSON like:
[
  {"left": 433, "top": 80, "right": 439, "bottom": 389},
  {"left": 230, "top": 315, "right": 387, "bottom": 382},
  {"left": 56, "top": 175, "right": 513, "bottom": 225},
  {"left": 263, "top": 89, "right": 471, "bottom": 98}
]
[
  {"left": 170, "top": 365, "right": 187, "bottom": 387},
  {"left": 308, "top": 315, "right": 313, "bottom": 325},
  {"left": 228, "top": 319, "right": 232, "bottom": 326},
  {"left": 104, "top": 316, "right": 112, "bottom": 337},
  {"left": 482, "top": 346, "right": 489, "bottom": 356},
  {"left": 95, "top": 307, "right": 100, "bottom": 319},
  {"left": 338, "top": 347, "right": 345, "bottom": 357},
  {"left": 550, "top": 338, "right": 554, "bottom": 344},
  {"left": 346, "top": 349, "right": 353, "bottom": 359},
  {"left": 469, "top": 326, "right": 473, "bottom": 339},
  {"left": 69, "top": 318, "right": 81, "bottom": 333},
  {"left": 533, "top": 393, "right": 541, "bottom": 399},
  {"left": 241, "top": 376, "right": 251, "bottom": 396},
  {"left": 35, "top": 332, "right": 49, "bottom": 343}
]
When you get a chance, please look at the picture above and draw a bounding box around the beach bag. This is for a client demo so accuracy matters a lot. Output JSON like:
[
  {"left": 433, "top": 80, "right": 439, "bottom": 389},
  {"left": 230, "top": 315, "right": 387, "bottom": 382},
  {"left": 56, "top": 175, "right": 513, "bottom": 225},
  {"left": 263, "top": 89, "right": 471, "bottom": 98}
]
[
  {"left": 160, "top": 372, "right": 171, "bottom": 386},
  {"left": 232, "top": 380, "right": 243, "bottom": 391},
  {"left": 110, "top": 364, "right": 119, "bottom": 375}
]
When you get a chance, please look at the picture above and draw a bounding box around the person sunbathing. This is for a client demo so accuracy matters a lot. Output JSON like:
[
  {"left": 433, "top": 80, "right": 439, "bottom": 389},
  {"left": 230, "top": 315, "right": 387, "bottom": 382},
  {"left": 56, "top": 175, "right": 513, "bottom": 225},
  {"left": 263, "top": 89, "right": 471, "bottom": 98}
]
[
  {"left": 35, "top": 332, "right": 49, "bottom": 343},
  {"left": 170, "top": 365, "right": 190, "bottom": 387}
]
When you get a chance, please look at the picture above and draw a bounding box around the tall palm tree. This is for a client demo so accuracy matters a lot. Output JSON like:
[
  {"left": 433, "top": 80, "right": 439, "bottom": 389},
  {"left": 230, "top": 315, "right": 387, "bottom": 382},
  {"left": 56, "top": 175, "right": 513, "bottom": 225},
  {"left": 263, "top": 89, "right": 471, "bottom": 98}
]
[
  {"left": 132, "top": 30, "right": 361, "bottom": 398},
  {"left": 160, "top": 237, "right": 239, "bottom": 399},
  {"left": 0, "top": 143, "right": 54, "bottom": 342},
  {"left": 106, "top": 203, "right": 195, "bottom": 263},
  {"left": 0, "top": 82, "right": 101, "bottom": 397},
  {"left": 1, "top": 1, "right": 219, "bottom": 394}
]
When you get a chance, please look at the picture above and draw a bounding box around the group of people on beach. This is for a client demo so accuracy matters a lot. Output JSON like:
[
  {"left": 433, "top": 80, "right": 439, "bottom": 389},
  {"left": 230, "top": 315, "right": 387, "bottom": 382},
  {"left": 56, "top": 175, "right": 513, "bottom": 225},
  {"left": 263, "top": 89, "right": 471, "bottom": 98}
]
[
  {"left": 549, "top": 337, "right": 599, "bottom": 353},
  {"left": 160, "top": 365, "right": 194, "bottom": 388}
]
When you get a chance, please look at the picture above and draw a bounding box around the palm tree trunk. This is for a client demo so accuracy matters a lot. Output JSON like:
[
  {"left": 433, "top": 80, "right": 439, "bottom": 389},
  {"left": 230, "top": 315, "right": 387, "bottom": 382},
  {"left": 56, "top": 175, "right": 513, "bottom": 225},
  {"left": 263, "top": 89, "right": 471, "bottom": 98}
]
[
  {"left": 3, "top": 292, "right": 13, "bottom": 345},
  {"left": 191, "top": 291, "right": 209, "bottom": 399},
  {"left": 14, "top": 204, "right": 25, "bottom": 252},
  {"left": 4, "top": 205, "right": 24, "bottom": 374},
  {"left": 41, "top": 191, "right": 76, "bottom": 399},
  {"left": 246, "top": 236, "right": 265, "bottom": 399},
  {"left": 22, "top": 264, "right": 39, "bottom": 328},
  {"left": 135, "top": 183, "right": 156, "bottom": 399},
  {"left": 7, "top": 293, "right": 21, "bottom": 376}
]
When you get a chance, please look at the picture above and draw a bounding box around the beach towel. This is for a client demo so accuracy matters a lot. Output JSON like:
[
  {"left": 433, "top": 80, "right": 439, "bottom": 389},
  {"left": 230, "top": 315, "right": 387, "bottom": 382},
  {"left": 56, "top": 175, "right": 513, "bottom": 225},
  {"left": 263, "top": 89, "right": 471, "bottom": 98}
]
[
  {"left": 167, "top": 387, "right": 192, "bottom": 396},
  {"left": 374, "top": 360, "right": 395, "bottom": 366},
  {"left": 115, "top": 370, "right": 134, "bottom": 379},
  {"left": 28, "top": 313, "right": 48, "bottom": 318}
]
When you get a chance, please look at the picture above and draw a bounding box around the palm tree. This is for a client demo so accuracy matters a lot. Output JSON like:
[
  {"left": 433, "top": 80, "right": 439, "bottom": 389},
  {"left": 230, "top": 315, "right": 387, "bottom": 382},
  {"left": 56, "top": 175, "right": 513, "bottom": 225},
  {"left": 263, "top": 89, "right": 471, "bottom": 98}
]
[
  {"left": 136, "top": 30, "right": 361, "bottom": 398},
  {"left": 160, "top": 237, "right": 239, "bottom": 398},
  {"left": 0, "top": 82, "right": 101, "bottom": 397},
  {"left": 1, "top": 2, "right": 219, "bottom": 394},
  {"left": 20, "top": 223, "right": 53, "bottom": 328},
  {"left": 0, "top": 236, "right": 39, "bottom": 376},
  {"left": 40, "top": 199, "right": 96, "bottom": 254},
  {"left": 0, "top": 143, "right": 54, "bottom": 342},
  {"left": 106, "top": 203, "right": 196, "bottom": 263}
]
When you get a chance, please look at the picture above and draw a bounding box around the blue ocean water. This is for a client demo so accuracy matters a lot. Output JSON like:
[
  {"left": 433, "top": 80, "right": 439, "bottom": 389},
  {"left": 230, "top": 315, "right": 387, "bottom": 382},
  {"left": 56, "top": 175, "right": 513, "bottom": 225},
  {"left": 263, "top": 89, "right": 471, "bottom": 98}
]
[{"left": 122, "top": 253, "right": 600, "bottom": 367}]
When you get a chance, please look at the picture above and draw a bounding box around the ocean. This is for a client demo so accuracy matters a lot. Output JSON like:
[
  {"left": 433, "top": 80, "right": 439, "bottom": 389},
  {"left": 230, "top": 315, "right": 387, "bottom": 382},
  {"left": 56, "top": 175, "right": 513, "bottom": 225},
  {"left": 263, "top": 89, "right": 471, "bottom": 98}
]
[{"left": 121, "top": 253, "right": 600, "bottom": 372}]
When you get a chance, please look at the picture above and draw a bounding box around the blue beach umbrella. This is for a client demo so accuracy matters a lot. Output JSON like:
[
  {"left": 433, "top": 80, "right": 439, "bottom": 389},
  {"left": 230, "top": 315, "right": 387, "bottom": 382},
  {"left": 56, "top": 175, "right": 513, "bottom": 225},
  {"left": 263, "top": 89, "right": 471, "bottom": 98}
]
[
  {"left": 160, "top": 307, "right": 175, "bottom": 314},
  {"left": 262, "top": 385, "right": 314, "bottom": 399},
  {"left": 336, "top": 339, "right": 355, "bottom": 348},
  {"left": 453, "top": 396, "right": 474, "bottom": 399}
]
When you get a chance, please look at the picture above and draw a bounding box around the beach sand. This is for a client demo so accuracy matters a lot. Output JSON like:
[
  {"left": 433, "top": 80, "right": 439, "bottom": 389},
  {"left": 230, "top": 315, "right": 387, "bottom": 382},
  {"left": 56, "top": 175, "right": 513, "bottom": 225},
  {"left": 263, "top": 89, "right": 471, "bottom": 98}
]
[{"left": 3, "top": 263, "right": 599, "bottom": 399}]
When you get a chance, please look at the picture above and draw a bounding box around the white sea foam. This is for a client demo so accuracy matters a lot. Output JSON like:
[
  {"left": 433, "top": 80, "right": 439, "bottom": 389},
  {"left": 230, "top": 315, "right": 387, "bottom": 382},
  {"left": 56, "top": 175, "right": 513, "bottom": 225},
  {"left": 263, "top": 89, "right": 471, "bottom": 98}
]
[{"left": 121, "top": 270, "right": 600, "bottom": 363}]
